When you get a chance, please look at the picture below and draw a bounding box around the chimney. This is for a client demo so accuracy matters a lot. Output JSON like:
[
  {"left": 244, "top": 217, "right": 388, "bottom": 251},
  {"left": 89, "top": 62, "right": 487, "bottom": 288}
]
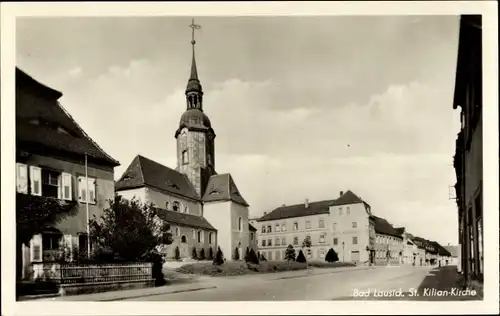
[
  {"left": 281, "top": 204, "right": 286, "bottom": 207},
  {"left": 263, "top": 212, "right": 267, "bottom": 216},
  {"left": 340, "top": 191, "right": 344, "bottom": 197},
  {"left": 305, "top": 199, "right": 309, "bottom": 208}
]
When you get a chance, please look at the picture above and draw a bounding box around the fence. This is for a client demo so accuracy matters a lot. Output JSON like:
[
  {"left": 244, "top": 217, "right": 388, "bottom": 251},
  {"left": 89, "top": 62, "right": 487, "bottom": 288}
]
[{"left": 32, "top": 262, "right": 153, "bottom": 285}]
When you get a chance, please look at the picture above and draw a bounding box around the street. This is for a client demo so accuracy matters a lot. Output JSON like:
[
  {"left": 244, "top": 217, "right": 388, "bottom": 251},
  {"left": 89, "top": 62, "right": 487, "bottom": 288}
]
[{"left": 121, "top": 265, "right": 479, "bottom": 301}]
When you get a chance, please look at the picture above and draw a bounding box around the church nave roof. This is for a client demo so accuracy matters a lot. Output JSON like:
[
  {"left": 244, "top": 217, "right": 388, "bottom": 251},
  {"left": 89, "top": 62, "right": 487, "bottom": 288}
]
[{"left": 155, "top": 207, "right": 216, "bottom": 231}]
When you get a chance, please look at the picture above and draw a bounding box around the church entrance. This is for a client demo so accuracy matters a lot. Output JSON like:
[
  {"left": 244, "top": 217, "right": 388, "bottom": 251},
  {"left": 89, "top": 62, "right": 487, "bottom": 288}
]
[{"left": 180, "top": 235, "right": 188, "bottom": 258}]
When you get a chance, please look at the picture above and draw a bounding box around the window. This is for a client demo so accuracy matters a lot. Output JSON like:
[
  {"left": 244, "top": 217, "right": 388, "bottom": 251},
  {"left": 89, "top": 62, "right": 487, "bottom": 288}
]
[
  {"left": 78, "top": 176, "right": 96, "bottom": 204},
  {"left": 184, "top": 206, "right": 189, "bottom": 213},
  {"left": 319, "top": 219, "right": 325, "bottom": 228},
  {"left": 197, "top": 230, "right": 203, "bottom": 243},
  {"left": 333, "top": 238, "right": 338, "bottom": 245},
  {"left": 181, "top": 235, "right": 187, "bottom": 243},
  {"left": 333, "top": 223, "right": 337, "bottom": 231},
  {"left": 275, "top": 223, "right": 280, "bottom": 232},
  {"left": 61, "top": 173, "right": 72, "bottom": 200},
  {"left": 209, "top": 232, "right": 214, "bottom": 244},
  {"left": 250, "top": 232, "right": 254, "bottom": 241},
  {"left": 352, "top": 236, "right": 358, "bottom": 245},
  {"left": 42, "top": 169, "right": 60, "bottom": 198},
  {"left": 281, "top": 223, "right": 287, "bottom": 232},
  {"left": 275, "top": 251, "right": 281, "bottom": 260},
  {"left": 173, "top": 201, "right": 180, "bottom": 212},
  {"left": 293, "top": 222, "right": 298, "bottom": 230},
  {"left": 352, "top": 222, "right": 357, "bottom": 228},
  {"left": 42, "top": 233, "right": 61, "bottom": 250},
  {"left": 262, "top": 239, "right": 266, "bottom": 247},
  {"left": 175, "top": 227, "right": 180, "bottom": 237},
  {"left": 281, "top": 237, "right": 286, "bottom": 245},
  {"left": 16, "top": 163, "right": 28, "bottom": 194},
  {"left": 339, "top": 207, "right": 343, "bottom": 215},
  {"left": 239, "top": 217, "right": 243, "bottom": 231},
  {"left": 347, "top": 206, "right": 350, "bottom": 214},
  {"left": 182, "top": 150, "right": 189, "bottom": 164},
  {"left": 267, "top": 239, "right": 272, "bottom": 246},
  {"left": 267, "top": 225, "right": 272, "bottom": 233},
  {"left": 319, "top": 248, "right": 326, "bottom": 258},
  {"left": 275, "top": 237, "right": 280, "bottom": 246},
  {"left": 305, "top": 221, "right": 311, "bottom": 229},
  {"left": 30, "top": 166, "right": 42, "bottom": 196},
  {"left": 293, "top": 236, "right": 298, "bottom": 245},
  {"left": 319, "top": 234, "right": 325, "bottom": 243},
  {"left": 261, "top": 225, "right": 266, "bottom": 234}
]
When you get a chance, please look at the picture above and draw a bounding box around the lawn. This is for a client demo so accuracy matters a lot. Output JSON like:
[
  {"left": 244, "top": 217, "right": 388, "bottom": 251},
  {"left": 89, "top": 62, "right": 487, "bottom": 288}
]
[{"left": 176, "top": 260, "right": 356, "bottom": 277}]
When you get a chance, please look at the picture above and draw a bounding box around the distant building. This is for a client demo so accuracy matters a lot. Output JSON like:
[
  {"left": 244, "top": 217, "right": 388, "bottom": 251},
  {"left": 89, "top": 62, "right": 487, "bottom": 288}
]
[
  {"left": 452, "top": 15, "right": 483, "bottom": 287},
  {"left": 444, "top": 244, "right": 460, "bottom": 266},
  {"left": 371, "top": 215, "right": 404, "bottom": 265},
  {"left": 256, "top": 190, "right": 374, "bottom": 264},
  {"left": 16, "top": 67, "right": 120, "bottom": 277}
]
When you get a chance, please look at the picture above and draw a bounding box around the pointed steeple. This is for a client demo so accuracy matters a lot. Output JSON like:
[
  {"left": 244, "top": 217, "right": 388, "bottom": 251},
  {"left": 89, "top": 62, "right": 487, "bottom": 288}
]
[{"left": 186, "top": 19, "right": 203, "bottom": 108}]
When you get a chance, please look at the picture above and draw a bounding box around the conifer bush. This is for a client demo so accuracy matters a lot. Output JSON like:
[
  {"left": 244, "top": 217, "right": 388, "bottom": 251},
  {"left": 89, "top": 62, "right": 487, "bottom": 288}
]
[{"left": 296, "top": 249, "right": 307, "bottom": 263}]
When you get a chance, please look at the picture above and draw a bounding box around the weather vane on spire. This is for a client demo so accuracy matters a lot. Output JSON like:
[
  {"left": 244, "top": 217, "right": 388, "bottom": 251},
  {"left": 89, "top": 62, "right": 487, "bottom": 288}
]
[{"left": 189, "top": 18, "right": 201, "bottom": 45}]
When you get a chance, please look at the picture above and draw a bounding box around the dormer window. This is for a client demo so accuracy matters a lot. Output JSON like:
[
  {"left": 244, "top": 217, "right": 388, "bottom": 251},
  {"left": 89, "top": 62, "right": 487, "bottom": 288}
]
[
  {"left": 209, "top": 189, "right": 220, "bottom": 196},
  {"left": 166, "top": 180, "right": 180, "bottom": 190},
  {"left": 172, "top": 201, "right": 180, "bottom": 212},
  {"left": 182, "top": 150, "right": 189, "bottom": 164}
]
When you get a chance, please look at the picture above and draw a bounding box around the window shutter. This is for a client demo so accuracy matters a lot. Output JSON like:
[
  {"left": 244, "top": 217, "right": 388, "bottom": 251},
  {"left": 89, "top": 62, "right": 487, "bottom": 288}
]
[
  {"left": 63, "top": 235, "right": 73, "bottom": 262},
  {"left": 29, "top": 166, "right": 42, "bottom": 196},
  {"left": 88, "top": 178, "right": 96, "bottom": 204},
  {"left": 16, "top": 163, "right": 28, "bottom": 194},
  {"left": 62, "top": 173, "right": 72, "bottom": 200},
  {"left": 78, "top": 176, "right": 87, "bottom": 203},
  {"left": 57, "top": 174, "right": 62, "bottom": 199},
  {"left": 30, "top": 234, "right": 43, "bottom": 262}
]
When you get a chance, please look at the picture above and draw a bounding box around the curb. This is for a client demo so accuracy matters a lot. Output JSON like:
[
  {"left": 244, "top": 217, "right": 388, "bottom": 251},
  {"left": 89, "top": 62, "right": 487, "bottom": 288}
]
[{"left": 99, "top": 285, "right": 217, "bottom": 301}]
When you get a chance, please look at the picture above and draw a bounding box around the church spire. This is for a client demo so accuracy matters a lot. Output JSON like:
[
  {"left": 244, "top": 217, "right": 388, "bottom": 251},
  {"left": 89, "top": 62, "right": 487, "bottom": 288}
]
[{"left": 186, "top": 18, "right": 203, "bottom": 110}]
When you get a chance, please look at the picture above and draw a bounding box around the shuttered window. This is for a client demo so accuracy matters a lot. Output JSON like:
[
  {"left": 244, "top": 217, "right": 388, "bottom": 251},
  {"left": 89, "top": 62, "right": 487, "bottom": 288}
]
[
  {"left": 29, "top": 166, "right": 42, "bottom": 196},
  {"left": 16, "top": 163, "right": 28, "bottom": 194}
]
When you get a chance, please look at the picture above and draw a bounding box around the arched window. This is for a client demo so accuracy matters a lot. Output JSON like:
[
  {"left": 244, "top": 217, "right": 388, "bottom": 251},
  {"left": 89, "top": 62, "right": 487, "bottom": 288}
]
[
  {"left": 197, "top": 230, "right": 203, "bottom": 243},
  {"left": 173, "top": 201, "right": 180, "bottom": 212},
  {"left": 182, "top": 150, "right": 189, "bottom": 164},
  {"left": 181, "top": 235, "right": 187, "bottom": 243},
  {"left": 209, "top": 232, "right": 213, "bottom": 244},
  {"left": 238, "top": 217, "right": 242, "bottom": 232},
  {"left": 184, "top": 206, "right": 189, "bottom": 214},
  {"left": 165, "top": 201, "right": 169, "bottom": 210},
  {"left": 175, "top": 227, "right": 180, "bottom": 237}
]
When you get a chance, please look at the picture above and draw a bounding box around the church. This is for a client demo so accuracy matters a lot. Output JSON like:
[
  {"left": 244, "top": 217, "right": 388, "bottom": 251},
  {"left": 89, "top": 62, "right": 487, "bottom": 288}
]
[{"left": 115, "top": 21, "right": 254, "bottom": 261}]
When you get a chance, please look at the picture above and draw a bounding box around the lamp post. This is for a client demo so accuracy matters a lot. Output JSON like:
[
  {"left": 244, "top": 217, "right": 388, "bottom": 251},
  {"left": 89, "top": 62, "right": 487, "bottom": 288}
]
[{"left": 342, "top": 241, "right": 345, "bottom": 262}]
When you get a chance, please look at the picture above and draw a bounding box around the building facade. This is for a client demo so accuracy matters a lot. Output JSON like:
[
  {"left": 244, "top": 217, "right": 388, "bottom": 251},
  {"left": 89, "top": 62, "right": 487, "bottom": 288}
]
[
  {"left": 452, "top": 15, "right": 483, "bottom": 286},
  {"left": 371, "top": 216, "right": 404, "bottom": 265},
  {"left": 16, "top": 67, "right": 120, "bottom": 277},
  {"left": 256, "top": 191, "right": 373, "bottom": 263},
  {"left": 115, "top": 29, "right": 251, "bottom": 261}
]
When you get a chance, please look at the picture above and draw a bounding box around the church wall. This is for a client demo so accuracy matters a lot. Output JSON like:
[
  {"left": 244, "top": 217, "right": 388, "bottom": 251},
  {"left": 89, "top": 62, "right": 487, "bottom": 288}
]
[
  {"left": 177, "top": 131, "right": 207, "bottom": 196},
  {"left": 230, "top": 202, "right": 250, "bottom": 259},
  {"left": 145, "top": 187, "right": 202, "bottom": 216},
  {"left": 116, "top": 187, "right": 147, "bottom": 204},
  {"left": 165, "top": 224, "right": 217, "bottom": 259},
  {"left": 203, "top": 201, "right": 232, "bottom": 260}
]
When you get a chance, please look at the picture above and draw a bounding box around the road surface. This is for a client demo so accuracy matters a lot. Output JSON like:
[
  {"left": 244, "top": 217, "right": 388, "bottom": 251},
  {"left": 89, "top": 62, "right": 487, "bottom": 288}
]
[{"left": 124, "top": 265, "right": 479, "bottom": 301}]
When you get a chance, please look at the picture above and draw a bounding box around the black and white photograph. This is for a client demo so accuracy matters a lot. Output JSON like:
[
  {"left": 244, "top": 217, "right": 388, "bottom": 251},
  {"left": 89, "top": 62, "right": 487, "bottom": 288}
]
[{"left": 1, "top": 2, "right": 498, "bottom": 315}]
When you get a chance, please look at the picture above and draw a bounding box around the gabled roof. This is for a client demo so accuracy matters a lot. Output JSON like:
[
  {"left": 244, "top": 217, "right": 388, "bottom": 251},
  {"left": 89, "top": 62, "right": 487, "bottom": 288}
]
[
  {"left": 16, "top": 67, "right": 119, "bottom": 166},
  {"left": 257, "top": 199, "right": 334, "bottom": 222},
  {"left": 154, "top": 207, "right": 216, "bottom": 231},
  {"left": 444, "top": 245, "right": 459, "bottom": 257},
  {"left": 370, "top": 215, "right": 403, "bottom": 239},
  {"left": 331, "top": 190, "right": 367, "bottom": 207},
  {"left": 115, "top": 155, "right": 199, "bottom": 200},
  {"left": 202, "top": 173, "right": 249, "bottom": 207},
  {"left": 249, "top": 223, "right": 257, "bottom": 232}
]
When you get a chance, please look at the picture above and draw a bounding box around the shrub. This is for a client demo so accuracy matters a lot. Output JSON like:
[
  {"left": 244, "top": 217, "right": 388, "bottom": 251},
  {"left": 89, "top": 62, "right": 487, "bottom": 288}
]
[
  {"left": 308, "top": 261, "right": 356, "bottom": 268},
  {"left": 260, "top": 253, "right": 267, "bottom": 262},
  {"left": 142, "top": 251, "right": 166, "bottom": 286},
  {"left": 174, "top": 246, "right": 180, "bottom": 260},
  {"left": 244, "top": 247, "right": 250, "bottom": 262},
  {"left": 284, "top": 244, "right": 296, "bottom": 261},
  {"left": 296, "top": 249, "right": 306, "bottom": 263},
  {"left": 192, "top": 246, "right": 198, "bottom": 260},
  {"left": 199, "top": 248, "right": 206, "bottom": 260},
  {"left": 233, "top": 247, "right": 240, "bottom": 260},
  {"left": 325, "top": 248, "right": 339, "bottom": 263},
  {"left": 208, "top": 247, "right": 214, "bottom": 260},
  {"left": 246, "top": 248, "right": 259, "bottom": 264},
  {"left": 213, "top": 246, "right": 224, "bottom": 265}
]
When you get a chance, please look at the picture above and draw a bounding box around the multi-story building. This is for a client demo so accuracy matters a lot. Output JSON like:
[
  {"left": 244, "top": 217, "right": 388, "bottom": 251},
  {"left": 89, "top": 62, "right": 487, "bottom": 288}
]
[
  {"left": 401, "top": 232, "right": 419, "bottom": 265},
  {"left": 16, "top": 67, "right": 120, "bottom": 277},
  {"left": 256, "top": 190, "right": 373, "bottom": 263},
  {"left": 452, "top": 15, "right": 483, "bottom": 288},
  {"left": 371, "top": 215, "right": 404, "bottom": 265}
]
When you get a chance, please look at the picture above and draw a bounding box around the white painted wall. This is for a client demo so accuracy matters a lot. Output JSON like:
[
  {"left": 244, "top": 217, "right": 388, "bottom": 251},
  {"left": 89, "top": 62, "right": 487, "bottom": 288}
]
[{"left": 203, "top": 201, "right": 231, "bottom": 260}]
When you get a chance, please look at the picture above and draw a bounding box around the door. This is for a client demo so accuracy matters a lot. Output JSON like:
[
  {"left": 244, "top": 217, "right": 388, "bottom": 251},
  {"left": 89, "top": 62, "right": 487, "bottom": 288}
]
[
  {"left": 180, "top": 235, "right": 188, "bottom": 258},
  {"left": 351, "top": 251, "right": 360, "bottom": 263}
]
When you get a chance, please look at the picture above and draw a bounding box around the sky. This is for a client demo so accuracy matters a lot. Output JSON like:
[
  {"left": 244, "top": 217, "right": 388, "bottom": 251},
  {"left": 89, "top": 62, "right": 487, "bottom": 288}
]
[{"left": 16, "top": 16, "right": 462, "bottom": 246}]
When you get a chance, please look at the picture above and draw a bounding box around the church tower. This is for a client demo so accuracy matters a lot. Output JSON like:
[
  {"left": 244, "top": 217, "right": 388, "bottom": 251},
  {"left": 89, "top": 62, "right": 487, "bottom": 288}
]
[{"left": 175, "top": 19, "right": 216, "bottom": 197}]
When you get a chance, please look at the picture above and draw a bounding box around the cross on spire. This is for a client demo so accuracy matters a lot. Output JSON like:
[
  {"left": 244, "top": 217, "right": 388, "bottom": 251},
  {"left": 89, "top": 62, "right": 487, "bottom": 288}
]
[{"left": 189, "top": 18, "right": 201, "bottom": 45}]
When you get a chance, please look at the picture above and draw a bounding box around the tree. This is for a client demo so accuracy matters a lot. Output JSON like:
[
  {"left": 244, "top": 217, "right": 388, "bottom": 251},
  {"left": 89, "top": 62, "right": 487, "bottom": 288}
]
[
  {"left": 208, "top": 247, "right": 214, "bottom": 260},
  {"left": 89, "top": 195, "right": 172, "bottom": 285},
  {"left": 213, "top": 246, "right": 224, "bottom": 265},
  {"left": 89, "top": 195, "right": 172, "bottom": 262},
  {"left": 302, "top": 236, "right": 312, "bottom": 268},
  {"left": 174, "top": 246, "right": 180, "bottom": 260},
  {"left": 233, "top": 247, "right": 240, "bottom": 260},
  {"left": 296, "top": 249, "right": 306, "bottom": 263},
  {"left": 199, "top": 248, "right": 206, "bottom": 260},
  {"left": 192, "top": 246, "right": 198, "bottom": 260},
  {"left": 260, "top": 253, "right": 267, "bottom": 261},
  {"left": 244, "top": 247, "right": 250, "bottom": 262},
  {"left": 325, "top": 248, "right": 339, "bottom": 263},
  {"left": 284, "top": 244, "right": 296, "bottom": 262},
  {"left": 246, "top": 248, "right": 259, "bottom": 264}
]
